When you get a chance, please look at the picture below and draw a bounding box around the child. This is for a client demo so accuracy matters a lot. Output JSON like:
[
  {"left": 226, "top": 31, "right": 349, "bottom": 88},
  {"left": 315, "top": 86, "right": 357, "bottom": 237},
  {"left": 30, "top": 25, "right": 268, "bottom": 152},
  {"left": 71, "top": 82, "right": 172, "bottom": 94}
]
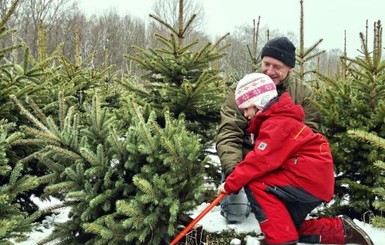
[{"left": 218, "top": 73, "right": 373, "bottom": 245}]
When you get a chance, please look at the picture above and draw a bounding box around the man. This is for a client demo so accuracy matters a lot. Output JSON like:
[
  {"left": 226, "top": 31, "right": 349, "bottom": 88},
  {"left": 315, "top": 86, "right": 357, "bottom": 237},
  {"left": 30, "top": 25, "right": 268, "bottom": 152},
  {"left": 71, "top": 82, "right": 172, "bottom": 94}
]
[
  {"left": 216, "top": 36, "right": 319, "bottom": 224},
  {"left": 218, "top": 72, "right": 373, "bottom": 245}
]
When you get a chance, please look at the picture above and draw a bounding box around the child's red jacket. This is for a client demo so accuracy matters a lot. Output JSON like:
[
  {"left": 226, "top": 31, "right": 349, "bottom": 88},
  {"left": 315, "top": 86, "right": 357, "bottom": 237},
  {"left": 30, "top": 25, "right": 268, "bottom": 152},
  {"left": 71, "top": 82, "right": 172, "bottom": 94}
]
[{"left": 224, "top": 92, "right": 334, "bottom": 202}]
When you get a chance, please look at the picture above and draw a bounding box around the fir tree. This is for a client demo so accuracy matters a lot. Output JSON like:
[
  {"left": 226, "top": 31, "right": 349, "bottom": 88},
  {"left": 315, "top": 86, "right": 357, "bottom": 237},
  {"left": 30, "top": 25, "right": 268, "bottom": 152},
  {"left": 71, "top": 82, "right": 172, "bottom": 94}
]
[
  {"left": 121, "top": 0, "right": 229, "bottom": 188},
  {"left": 347, "top": 129, "right": 385, "bottom": 228},
  {"left": 0, "top": 0, "right": 50, "bottom": 235},
  {"left": 12, "top": 92, "right": 207, "bottom": 244},
  {"left": 124, "top": 0, "right": 228, "bottom": 148},
  {"left": 5, "top": 7, "right": 118, "bottom": 218},
  {"left": 314, "top": 21, "right": 385, "bottom": 218},
  {"left": 0, "top": 120, "right": 41, "bottom": 244},
  {"left": 295, "top": 0, "right": 325, "bottom": 82}
]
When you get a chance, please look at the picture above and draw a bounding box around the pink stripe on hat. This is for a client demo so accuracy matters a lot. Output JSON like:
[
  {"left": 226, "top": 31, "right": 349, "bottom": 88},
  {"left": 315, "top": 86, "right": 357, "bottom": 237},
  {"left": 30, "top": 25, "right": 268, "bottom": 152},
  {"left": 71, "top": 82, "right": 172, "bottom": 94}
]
[{"left": 236, "top": 83, "right": 276, "bottom": 106}]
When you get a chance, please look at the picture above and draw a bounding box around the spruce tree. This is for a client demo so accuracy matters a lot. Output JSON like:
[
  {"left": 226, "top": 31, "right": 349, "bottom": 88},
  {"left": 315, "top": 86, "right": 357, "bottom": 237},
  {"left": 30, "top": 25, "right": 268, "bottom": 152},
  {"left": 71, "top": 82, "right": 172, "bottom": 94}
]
[
  {"left": 347, "top": 129, "right": 385, "bottom": 228},
  {"left": 12, "top": 92, "right": 207, "bottom": 244},
  {"left": 6, "top": 2, "right": 208, "bottom": 243},
  {"left": 124, "top": 0, "right": 228, "bottom": 148},
  {"left": 314, "top": 21, "right": 385, "bottom": 218},
  {"left": 122, "top": 0, "right": 229, "bottom": 188},
  {"left": 0, "top": 2, "right": 49, "bottom": 241},
  {"left": 0, "top": 120, "right": 40, "bottom": 244},
  {"left": 0, "top": 0, "right": 78, "bottom": 218}
]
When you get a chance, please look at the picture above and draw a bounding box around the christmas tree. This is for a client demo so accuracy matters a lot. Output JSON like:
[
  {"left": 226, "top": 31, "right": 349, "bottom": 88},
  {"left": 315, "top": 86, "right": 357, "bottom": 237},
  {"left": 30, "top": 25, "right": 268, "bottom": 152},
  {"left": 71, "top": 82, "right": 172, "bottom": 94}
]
[
  {"left": 124, "top": 0, "right": 228, "bottom": 148},
  {"left": 0, "top": 120, "right": 41, "bottom": 243},
  {"left": 347, "top": 129, "right": 385, "bottom": 228},
  {"left": 0, "top": 1, "right": 47, "bottom": 242},
  {"left": 12, "top": 91, "right": 207, "bottom": 244},
  {"left": 314, "top": 21, "right": 385, "bottom": 219}
]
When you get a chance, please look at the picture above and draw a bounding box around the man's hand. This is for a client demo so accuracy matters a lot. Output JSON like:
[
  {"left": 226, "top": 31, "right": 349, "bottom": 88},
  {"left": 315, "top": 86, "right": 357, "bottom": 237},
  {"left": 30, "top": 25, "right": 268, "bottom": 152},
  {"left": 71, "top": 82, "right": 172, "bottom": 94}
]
[{"left": 218, "top": 182, "right": 228, "bottom": 194}]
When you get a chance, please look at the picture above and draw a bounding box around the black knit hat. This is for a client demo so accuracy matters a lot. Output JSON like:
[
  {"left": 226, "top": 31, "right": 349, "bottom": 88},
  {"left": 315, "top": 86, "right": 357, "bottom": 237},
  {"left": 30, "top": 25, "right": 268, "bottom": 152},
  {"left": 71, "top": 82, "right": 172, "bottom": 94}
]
[{"left": 261, "top": 37, "right": 296, "bottom": 68}]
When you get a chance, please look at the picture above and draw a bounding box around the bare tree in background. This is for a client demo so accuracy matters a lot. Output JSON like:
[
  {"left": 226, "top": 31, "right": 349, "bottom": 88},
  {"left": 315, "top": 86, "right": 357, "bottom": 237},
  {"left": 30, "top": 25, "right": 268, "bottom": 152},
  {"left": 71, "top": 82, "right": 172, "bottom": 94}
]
[
  {"left": 81, "top": 10, "right": 147, "bottom": 71},
  {"left": 317, "top": 49, "right": 343, "bottom": 76},
  {"left": 2, "top": 0, "right": 148, "bottom": 72},
  {"left": 1, "top": 0, "right": 341, "bottom": 76},
  {"left": 151, "top": 0, "right": 204, "bottom": 34},
  {"left": 220, "top": 21, "right": 281, "bottom": 83},
  {"left": 11, "top": 0, "right": 75, "bottom": 56},
  {"left": 0, "top": 0, "right": 16, "bottom": 17},
  {"left": 146, "top": 0, "right": 207, "bottom": 50}
]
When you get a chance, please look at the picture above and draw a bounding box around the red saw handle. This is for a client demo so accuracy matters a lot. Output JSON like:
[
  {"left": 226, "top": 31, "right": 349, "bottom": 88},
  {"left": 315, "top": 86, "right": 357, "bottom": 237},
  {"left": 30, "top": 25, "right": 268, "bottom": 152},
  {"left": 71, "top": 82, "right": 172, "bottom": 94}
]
[{"left": 170, "top": 192, "right": 227, "bottom": 245}]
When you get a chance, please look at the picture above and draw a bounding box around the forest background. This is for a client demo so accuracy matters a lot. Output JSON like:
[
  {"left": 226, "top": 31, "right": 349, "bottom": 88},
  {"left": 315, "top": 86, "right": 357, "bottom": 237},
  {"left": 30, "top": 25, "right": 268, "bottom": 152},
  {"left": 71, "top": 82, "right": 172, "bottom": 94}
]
[
  {"left": 0, "top": 0, "right": 385, "bottom": 244},
  {"left": 78, "top": 0, "right": 385, "bottom": 57}
]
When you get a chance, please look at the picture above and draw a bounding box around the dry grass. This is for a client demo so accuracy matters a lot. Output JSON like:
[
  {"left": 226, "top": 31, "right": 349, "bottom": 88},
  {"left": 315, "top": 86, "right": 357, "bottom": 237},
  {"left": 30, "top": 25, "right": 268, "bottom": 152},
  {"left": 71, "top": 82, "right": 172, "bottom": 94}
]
[{"left": 181, "top": 229, "right": 260, "bottom": 245}]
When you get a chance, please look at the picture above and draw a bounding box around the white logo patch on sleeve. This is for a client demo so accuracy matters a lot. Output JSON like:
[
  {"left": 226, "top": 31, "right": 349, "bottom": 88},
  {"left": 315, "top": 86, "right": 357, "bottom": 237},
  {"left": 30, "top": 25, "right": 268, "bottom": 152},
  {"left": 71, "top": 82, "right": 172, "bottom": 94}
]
[{"left": 257, "top": 142, "right": 267, "bottom": 150}]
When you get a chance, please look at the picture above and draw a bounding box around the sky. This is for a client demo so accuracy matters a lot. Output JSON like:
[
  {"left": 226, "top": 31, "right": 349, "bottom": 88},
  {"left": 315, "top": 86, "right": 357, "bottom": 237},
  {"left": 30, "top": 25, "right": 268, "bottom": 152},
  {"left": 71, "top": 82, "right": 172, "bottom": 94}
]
[{"left": 77, "top": 0, "right": 385, "bottom": 57}]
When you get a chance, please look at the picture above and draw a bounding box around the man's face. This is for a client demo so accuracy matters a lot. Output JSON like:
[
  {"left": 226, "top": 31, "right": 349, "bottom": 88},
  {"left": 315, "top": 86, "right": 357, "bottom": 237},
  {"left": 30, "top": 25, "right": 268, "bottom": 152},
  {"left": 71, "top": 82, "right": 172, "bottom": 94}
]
[{"left": 261, "top": 56, "right": 293, "bottom": 85}]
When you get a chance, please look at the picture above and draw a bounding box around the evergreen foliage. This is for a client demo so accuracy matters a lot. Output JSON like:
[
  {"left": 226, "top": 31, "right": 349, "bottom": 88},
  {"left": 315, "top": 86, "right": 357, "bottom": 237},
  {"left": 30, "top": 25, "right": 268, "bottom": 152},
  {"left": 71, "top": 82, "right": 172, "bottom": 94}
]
[
  {"left": 1, "top": 4, "right": 117, "bottom": 222},
  {"left": 0, "top": 120, "right": 41, "bottom": 243},
  {"left": 122, "top": 1, "right": 229, "bottom": 186},
  {"left": 12, "top": 93, "right": 207, "bottom": 244},
  {"left": 124, "top": 2, "right": 228, "bottom": 148},
  {"left": 2, "top": 0, "right": 385, "bottom": 243},
  {"left": 314, "top": 21, "right": 385, "bottom": 219},
  {"left": 3, "top": 1, "right": 211, "bottom": 243},
  {"left": 0, "top": 2, "right": 51, "bottom": 242},
  {"left": 347, "top": 129, "right": 385, "bottom": 228}
]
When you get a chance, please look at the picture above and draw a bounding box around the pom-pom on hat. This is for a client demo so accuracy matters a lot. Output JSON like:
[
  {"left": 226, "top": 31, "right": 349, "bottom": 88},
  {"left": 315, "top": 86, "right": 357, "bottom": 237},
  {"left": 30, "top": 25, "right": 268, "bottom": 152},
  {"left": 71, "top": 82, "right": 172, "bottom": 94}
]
[
  {"left": 235, "top": 73, "right": 278, "bottom": 109},
  {"left": 261, "top": 37, "right": 296, "bottom": 68}
]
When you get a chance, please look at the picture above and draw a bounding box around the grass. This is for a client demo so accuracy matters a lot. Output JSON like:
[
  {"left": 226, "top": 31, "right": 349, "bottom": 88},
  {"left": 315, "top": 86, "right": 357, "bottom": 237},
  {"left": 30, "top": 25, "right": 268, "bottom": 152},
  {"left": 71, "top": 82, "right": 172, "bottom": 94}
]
[{"left": 182, "top": 229, "right": 261, "bottom": 245}]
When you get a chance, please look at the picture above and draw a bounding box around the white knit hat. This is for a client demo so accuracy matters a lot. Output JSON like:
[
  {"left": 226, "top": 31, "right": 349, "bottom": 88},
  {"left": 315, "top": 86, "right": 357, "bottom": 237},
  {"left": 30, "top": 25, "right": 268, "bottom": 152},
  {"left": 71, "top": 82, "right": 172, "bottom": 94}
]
[{"left": 235, "top": 73, "right": 278, "bottom": 109}]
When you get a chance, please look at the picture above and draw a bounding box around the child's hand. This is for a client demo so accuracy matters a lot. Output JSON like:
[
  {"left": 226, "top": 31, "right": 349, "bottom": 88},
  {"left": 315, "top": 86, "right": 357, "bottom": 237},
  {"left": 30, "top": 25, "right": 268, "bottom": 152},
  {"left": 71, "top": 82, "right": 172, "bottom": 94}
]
[{"left": 218, "top": 183, "right": 228, "bottom": 194}]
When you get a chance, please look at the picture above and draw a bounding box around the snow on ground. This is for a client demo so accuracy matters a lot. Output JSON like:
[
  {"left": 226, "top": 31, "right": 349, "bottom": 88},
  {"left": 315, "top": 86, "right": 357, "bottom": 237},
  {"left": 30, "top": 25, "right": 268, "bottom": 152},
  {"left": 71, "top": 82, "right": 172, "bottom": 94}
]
[
  {"left": 190, "top": 202, "right": 385, "bottom": 245},
  {"left": 11, "top": 196, "right": 71, "bottom": 245},
  {"left": 10, "top": 196, "right": 385, "bottom": 245}
]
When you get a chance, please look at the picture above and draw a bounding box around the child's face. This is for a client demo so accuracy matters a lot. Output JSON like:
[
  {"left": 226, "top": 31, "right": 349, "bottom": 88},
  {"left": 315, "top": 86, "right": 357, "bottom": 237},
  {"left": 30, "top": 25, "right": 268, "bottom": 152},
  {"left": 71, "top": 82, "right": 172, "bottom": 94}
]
[{"left": 243, "top": 105, "right": 263, "bottom": 120}]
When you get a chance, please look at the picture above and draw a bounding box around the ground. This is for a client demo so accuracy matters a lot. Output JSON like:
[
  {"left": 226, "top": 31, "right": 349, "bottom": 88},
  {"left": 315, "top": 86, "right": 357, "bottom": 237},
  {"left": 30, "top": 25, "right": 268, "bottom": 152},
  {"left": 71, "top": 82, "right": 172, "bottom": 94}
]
[
  {"left": 10, "top": 196, "right": 385, "bottom": 245},
  {"left": 190, "top": 202, "right": 384, "bottom": 245}
]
